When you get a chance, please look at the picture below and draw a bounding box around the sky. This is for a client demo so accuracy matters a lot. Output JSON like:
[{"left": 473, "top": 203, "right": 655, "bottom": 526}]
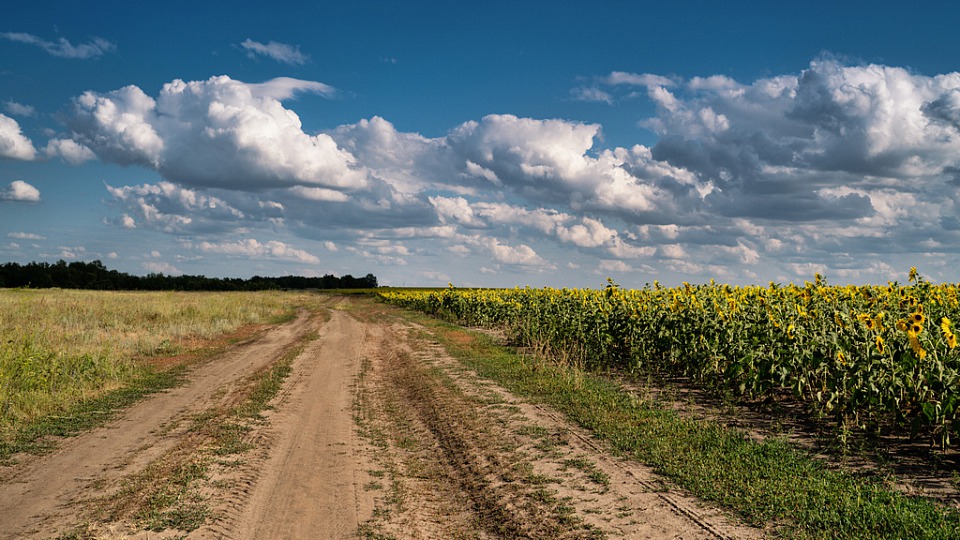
[{"left": 4, "top": 2, "right": 960, "bottom": 288}]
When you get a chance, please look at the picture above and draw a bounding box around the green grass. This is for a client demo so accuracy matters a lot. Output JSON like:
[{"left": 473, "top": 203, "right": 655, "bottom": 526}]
[
  {"left": 0, "top": 289, "right": 313, "bottom": 460},
  {"left": 0, "top": 366, "right": 185, "bottom": 461},
  {"left": 416, "top": 313, "right": 960, "bottom": 540}
]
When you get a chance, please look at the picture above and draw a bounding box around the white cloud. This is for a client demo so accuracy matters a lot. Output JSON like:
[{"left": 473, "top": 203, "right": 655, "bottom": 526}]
[
  {"left": 0, "top": 114, "right": 37, "bottom": 160},
  {"left": 241, "top": 39, "right": 310, "bottom": 65},
  {"left": 44, "top": 138, "right": 96, "bottom": 164},
  {"left": 59, "top": 57, "right": 960, "bottom": 286},
  {"left": 447, "top": 114, "right": 704, "bottom": 219},
  {"left": 659, "top": 244, "right": 686, "bottom": 259},
  {"left": 570, "top": 86, "right": 613, "bottom": 104},
  {"left": 643, "top": 58, "right": 960, "bottom": 219},
  {"left": 248, "top": 77, "right": 334, "bottom": 100},
  {"left": 107, "top": 182, "right": 249, "bottom": 233},
  {"left": 4, "top": 101, "right": 35, "bottom": 117},
  {"left": 604, "top": 72, "right": 676, "bottom": 88},
  {"left": 68, "top": 76, "right": 362, "bottom": 191},
  {"left": 430, "top": 196, "right": 485, "bottom": 227},
  {"left": 484, "top": 238, "right": 550, "bottom": 267},
  {"left": 7, "top": 232, "right": 44, "bottom": 240},
  {"left": 194, "top": 238, "right": 320, "bottom": 264},
  {"left": 599, "top": 259, "right": 632, "bottom": 273},
  {"left": 0, "top": 32, "right": 115, "bottom": 59},
  {"left": 143, "top": 261, "right": 182, "bottom": 275},
  {"left": 287, "top": 186, "right": 350, "bottom": 202},
  {"left": 332, "top": 116, "right": 447, "bottom": 194},
  {"left": 0, "top": 180, "right": 40, "bottom": 202}
]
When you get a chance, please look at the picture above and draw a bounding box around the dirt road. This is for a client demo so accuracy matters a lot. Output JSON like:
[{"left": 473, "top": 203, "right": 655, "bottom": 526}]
[{"left": 0, "top": 297, "right": 761, "bottom": 539}]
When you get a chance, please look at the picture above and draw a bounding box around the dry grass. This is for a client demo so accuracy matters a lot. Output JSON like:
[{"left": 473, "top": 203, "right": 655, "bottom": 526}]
[{"left": 0, "top": 288, "right": 310, "bottom": 443}]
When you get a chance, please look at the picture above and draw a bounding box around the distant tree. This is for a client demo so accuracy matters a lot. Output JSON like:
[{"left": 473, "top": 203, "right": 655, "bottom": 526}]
[{"left": 0, "top": 260, "right": 378, "bottom": 291}]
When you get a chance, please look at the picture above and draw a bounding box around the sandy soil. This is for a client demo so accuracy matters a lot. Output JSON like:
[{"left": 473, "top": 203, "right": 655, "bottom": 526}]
[
  {"left": 0, "top": 297, "right": 763, "bottom": 539},
  {"left": 0, "top": 310, "right": 314, "bottom": 540}
]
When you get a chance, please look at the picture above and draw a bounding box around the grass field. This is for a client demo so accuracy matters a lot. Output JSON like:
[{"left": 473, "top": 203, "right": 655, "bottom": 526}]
[{"left": 0, "top": 288, "right": 311, "bottom": 455}]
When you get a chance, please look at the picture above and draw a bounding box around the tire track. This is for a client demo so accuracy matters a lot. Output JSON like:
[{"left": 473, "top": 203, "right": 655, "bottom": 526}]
[{"left": 0, "top": 311, "right": 314, "bottom": 540}]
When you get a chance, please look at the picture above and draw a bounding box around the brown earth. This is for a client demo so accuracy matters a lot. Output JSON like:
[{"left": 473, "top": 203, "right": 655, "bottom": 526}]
[{"left": 0, "top": 296, "right": 762, "bottom": 539}]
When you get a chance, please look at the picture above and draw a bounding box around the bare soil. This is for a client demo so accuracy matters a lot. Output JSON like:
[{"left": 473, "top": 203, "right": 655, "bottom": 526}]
[{"left": 0, "top": 296, "right": 762, "bottom": 539}]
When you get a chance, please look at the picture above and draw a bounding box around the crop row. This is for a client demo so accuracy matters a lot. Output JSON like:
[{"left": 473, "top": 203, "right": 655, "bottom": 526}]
[{"left": 379, "top": 270, "right": 960, "bottom": 448}]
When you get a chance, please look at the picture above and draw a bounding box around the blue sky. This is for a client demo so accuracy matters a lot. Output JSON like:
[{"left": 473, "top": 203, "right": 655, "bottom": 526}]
[{"left": 4, "top": 2, "right": 960, "bottom": 287}]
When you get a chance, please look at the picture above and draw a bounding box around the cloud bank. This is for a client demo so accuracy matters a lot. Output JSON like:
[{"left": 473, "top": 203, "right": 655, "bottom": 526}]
[{"left": 53, "top": 58, "right": 960, "bottom": 284}]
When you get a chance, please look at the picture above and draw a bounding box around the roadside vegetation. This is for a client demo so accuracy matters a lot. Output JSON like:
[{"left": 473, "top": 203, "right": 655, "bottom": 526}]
[{"left": 0, "top": 288, "right": 308, "bottom": 461}]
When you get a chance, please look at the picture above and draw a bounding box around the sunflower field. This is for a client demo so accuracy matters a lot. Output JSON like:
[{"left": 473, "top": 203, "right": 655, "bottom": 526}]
[{"left": 379, "top": 269, "right": 960, "bottom": 448}]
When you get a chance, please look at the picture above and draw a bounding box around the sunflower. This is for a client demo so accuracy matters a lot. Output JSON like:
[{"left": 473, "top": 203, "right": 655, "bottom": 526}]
[
  {"left": 875, "top": 336, "right": 885, "bottom": 354},
  {"left": 908, "top": 330, "right": 927, "bottom": 359}
]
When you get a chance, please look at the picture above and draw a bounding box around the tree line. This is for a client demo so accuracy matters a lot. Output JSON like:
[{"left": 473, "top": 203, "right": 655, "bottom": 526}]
[{"left": 0, "top": 260, "right": 378, "bottom": 291}]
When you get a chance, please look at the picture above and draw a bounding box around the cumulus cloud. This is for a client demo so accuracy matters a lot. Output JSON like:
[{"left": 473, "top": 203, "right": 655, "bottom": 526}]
[
  {"left": 192, "top": 238, "right": 320, "bottom": 264},
  {"left": 106, "top": 181, "right": 252, "bottom": 233},
  {"left": 0, "top": 180, "right": 40, "bottom": 202},
  {"left": 67, "top": 76, "right": 362, "bottom": 191},
  {"left": 45, "top": 138, "right": 96, "bottom": 164},
  {"left": 482, "top": 237, "right": 550, "bottom": 267},
  {"left": 617, "top": 58, "right": 960, "bottom": 223},
  {"left": 1, "top": 32, "right": 115, "bottom": 59},
  {"left": 332, "top": 116, "right": 452, "bottom": 193},
  {"left": 0, "top": 114, "right": 37, "bottom": 160},
  {"left": 446, "top": 114, "right": 707, "bottom": 220},
  {"left": 68, "top": 58, "right": 960, "bottom": 285},
  {"left": 599, "top": 259, "right": 633, "bottom": 273},
  {"left": 240, "top": 39, "right": 310, "bottom": 65}
]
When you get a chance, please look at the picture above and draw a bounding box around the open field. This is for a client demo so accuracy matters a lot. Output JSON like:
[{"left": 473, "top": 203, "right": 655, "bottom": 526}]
[
  {"left": 2, "top": 290, "right": 960, "bottom": 538},
  {"left": 0, "top": 289, "right": 310, "bottom": 458}
]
